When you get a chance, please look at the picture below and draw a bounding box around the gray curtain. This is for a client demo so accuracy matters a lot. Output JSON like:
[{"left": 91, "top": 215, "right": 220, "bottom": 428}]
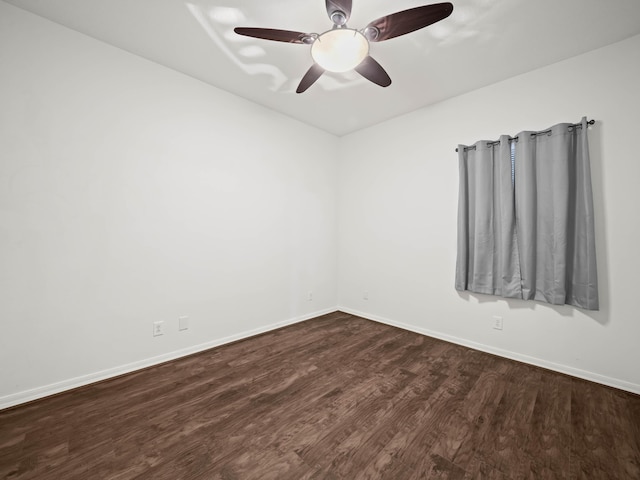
[
  {"left": 455, "top": 136, "right": 522, "bottom": 298},
  {"left": 455, "top": 117, "right": 598, "bottom": 310}
]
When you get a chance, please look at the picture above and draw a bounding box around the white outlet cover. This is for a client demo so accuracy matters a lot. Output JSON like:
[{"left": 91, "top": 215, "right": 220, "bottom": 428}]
[
  {"left": 179, "top": 316, "right": 189, "bottom": 331},
  {"left": 153, "top": 321, "right": 164, "bottom": 336}
]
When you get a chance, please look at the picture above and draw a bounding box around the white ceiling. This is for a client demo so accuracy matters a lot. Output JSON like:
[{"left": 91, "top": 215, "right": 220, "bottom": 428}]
[{"left": 5, "top": 0, "right": 640, "bottom": 135}]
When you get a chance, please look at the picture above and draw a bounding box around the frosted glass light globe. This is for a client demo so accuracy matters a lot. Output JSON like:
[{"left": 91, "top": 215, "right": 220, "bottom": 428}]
[{"left": 311, "top": 29, "right": 369, "bottom": 73}]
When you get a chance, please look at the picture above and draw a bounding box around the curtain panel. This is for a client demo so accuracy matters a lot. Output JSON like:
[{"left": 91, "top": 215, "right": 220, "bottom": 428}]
[{"left": 455, "top": 117, "right": 599, "bottom": 310}]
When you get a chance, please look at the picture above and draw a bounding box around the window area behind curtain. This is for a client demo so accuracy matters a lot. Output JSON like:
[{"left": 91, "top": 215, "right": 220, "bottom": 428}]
[{"left": 455, "top": 117, "right": 599, "bottom": 310}]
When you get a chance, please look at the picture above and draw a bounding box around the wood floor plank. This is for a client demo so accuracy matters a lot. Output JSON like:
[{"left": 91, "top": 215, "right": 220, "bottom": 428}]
[
  {"left": 521, "top": 369, "right": 572, "bottom": 478},
  {"left": 470, "top": 363, "right": 541, "bottom": 476},
  {"left": 1, "top": 312, "right": 639, "bottom": 479},
  {"left": 329, "top": 371, "right": 450, "bottom": 478},
  {"left": 462, "top": 456, "right": 508, "bottom": 480}
]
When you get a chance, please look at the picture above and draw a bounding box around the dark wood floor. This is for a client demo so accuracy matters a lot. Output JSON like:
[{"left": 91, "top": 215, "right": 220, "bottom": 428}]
[{"left": 1, "top": 312, "right": 639, "bottom": 479}]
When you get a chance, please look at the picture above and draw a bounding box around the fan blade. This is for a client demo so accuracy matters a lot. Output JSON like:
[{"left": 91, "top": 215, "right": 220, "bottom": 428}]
[
  {"left": 365, "top": 2, "right": 453, "bottom": 42},
  {"left": 326, "top": 0, "right": 352, "bottom": 24},
  {"left": 354, "top": 56, "right": 392, "bottom": 87},
  {"left": 234, "top": 27, "right": 307, "bottom": 44},
  {"left": 296, "top": 64, "right": 325, "bottom": 93}
]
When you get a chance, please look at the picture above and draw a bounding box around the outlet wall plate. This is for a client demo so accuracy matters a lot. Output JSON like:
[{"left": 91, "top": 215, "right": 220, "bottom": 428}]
[{"left": 153, "top": 321, "right": 164, "bottom": 336}]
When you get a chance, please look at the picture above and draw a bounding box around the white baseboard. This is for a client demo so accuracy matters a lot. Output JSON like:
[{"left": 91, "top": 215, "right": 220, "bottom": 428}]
[
  {"left": 0, "top": 307, "right": 338, "bottom": 411},
  {"left": 5, "top": 306, "right": 637, "bottom": 410},
  {"left": 338, "top": 306, "right": 640, "bottom": 395}
]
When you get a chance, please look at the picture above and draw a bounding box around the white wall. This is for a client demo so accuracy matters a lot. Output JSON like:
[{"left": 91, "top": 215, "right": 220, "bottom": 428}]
[
  {"left": 338, "top": 34, "right": 640, "bottom": 393},
  {"left": 0, "top": 3, "right": 338, "bottom": 407}
]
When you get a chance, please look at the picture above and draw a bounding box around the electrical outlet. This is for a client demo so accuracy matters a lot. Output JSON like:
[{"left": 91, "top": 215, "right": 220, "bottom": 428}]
[
  {"left": 178, "top": 316, "right": 189, "bottom": 331},
  {"left": 363, "top": 291, "right": 369, "bottom": 300},
  {"left": 308, "top": 291, "right": 313, "bottom": 301},
  {"left": 493, "top": 316, "right": 503, "bottom": 330},
  {"left": 153, "top": 321, "right": 165, "bottom": 337}
]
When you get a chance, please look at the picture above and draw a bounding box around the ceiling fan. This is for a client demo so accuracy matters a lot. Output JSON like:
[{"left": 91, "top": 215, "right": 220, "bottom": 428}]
[{"left": 234, "top": 1, "right": 454, "bottom": 93}]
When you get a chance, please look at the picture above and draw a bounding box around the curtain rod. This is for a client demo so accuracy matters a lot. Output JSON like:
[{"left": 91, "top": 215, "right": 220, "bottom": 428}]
[{"left": 455, "top": 119, "right": 595, "bottom": 153}]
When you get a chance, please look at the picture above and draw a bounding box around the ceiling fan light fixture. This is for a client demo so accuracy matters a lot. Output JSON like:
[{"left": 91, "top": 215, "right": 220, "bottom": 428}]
[
  {"left": 234, "top": 1, "right": 454, "bottom": 92},
  {"left": 310, "top": 29, "right": 369, "bottom": 73}
]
